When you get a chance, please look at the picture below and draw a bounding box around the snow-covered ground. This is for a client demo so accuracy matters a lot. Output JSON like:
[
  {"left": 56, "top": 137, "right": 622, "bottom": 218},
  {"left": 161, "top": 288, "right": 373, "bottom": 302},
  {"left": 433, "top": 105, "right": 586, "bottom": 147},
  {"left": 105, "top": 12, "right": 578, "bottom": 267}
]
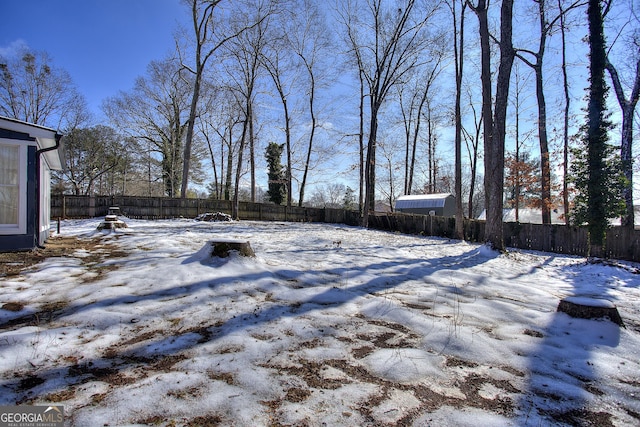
[{"left": 1, "top": 218, "right": 639, "bottom": 426}]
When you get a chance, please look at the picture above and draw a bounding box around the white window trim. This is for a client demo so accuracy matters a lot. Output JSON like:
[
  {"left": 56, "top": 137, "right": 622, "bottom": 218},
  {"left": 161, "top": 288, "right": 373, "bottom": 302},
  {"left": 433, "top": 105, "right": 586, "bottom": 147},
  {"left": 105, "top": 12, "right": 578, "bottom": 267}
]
[{"left": 0, "top": 140, "right": 29, "bottom": 235}]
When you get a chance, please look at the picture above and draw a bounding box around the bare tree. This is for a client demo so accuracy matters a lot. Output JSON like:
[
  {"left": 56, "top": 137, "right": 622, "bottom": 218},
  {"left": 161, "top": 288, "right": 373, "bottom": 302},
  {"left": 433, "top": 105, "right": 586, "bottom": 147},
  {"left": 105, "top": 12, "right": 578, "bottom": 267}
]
[
  {"left": 178, "top": 0, "right": 271, "bottom": 198},
  {"left": 451, "top": 0, "right": 467, "bottom": 239},
  {"left": 398, "top": 81, "right": 422, "bottom": 195},
  {"left": 287, "top": 0, "right": 333, "bottom": 208},
  {"left": 508, "top": 62, "right": 536, "bottom": 222},
  {"left": 197, "top": 82, "right": 236, "bottom": 200},
  {"left": 201, "top": 88, "right": 244, "bottom": 201},
  {"left": 224, "top": 1, "right": 273, "bottom": 216},
  {"left": 261, "top": 24, "right": 295, "bottom": 207},
  {"left": 397, "top": 53, "right": 444, "bottom": 196},
  {"left": 515, "top": 0, "right": 585, "bottom": 224},
  {"left": 60, "top": 125, "right": 125, "bottom": 195},
  {"left": 559, "top": 0, "right": 572, "bottom": 224},
  {"left": 0, "top": 48, "right": 88, "bottom": 130},
  {"left": 423, "top": 96, "right": 443, "bottom": 193},
  {"left": 103, "top": 59, "right": 193, "bottom": 197},
  {"left": 340, "top": 0, "right": 437, "bottom": 227},
  {"left": 378, "top": 134, "right": 403, "bottom": 210},
  {"left": 462, "top": 85, "right": 483, "bottom": 219},
  {"left": 471, "top": 0, "right": 515, "bottom": 251},
  {"left": 604, "top": 1, "right": 640, "bottom": 229}
]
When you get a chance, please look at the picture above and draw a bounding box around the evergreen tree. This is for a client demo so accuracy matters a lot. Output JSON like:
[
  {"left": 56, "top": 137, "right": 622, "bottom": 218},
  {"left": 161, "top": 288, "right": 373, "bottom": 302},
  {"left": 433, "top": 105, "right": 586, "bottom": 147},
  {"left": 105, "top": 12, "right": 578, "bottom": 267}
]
[
  {"left": 265, "top": 142, "right": 286, "bottom": 205},
  {"left": 343, "top": 186, "right": 356, "bottom": 210},
  {"left": 568, "top": 120, "right": 626, "bottom": 229},
  {"left": 582, "top": 0, "right": 624, "bottom": 252}
]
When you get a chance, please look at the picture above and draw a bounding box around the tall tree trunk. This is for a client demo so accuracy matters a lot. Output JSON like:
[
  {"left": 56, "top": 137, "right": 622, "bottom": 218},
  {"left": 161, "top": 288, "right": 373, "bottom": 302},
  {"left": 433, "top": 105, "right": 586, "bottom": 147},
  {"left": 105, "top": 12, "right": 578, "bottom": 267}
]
[
  {"left": 409, "top": 80, "right": 431, "bottom": 195},
  {"left": 249, "top": 102, "right": 256, "bottom": 202},
  {"left": 219, "top": 134, "right": 225, "bottom": 199},
  {"left": 474, "top": 0, "right": 514, "bottom": 251},
  {"left": 586, "top": 0, "right": 608, "bottom": 250},
  {"left": 299, "top": 71, "right": 317, "bottom": 207},
  {"left": 284, "top": 98, "right": 292, "bottom": 208},
  {"left": 475, "top": 0, "right": 496, "bottom": 241},
  {"left": 180, "top": 0, "right": 209, "bottom": 199},
  {"left": 225, "top": 126, "right": 233, "bottom": 201},
  {"left": 535, "top": 65, "right": 552, "bottom": 224},
  {"left": 467, "top": 121, "right": 480, "bottom": 218},
  {"left": 401, "top": 91, "right": 412, "bottom": 195},
  {"left": 408, "top": 114, "right": 420, "bottom": 195},
  {"left": 233, "top": 104, "right": 250, "bottom": 219},
  {"left": 427, "top": 105, "right": 435, "bottom": 192},
  {"left": 530, "top": 0, "right": 552, "bottom": 224},
  {"left": 606, "top": 58, "right": 640, "bottom": 230},
  {"left": 520, "top": 0, "right": 587, "bottom": 223},
  {"left": 181, "top": 70, "right": 201, "bottom": 198},
  {"left": 462, "top": 102, "right": 482, "bottom": 219},
  {"left": 453, "top": 0, "right": 466, "bottom": 240},
  {"left": 559, "top": 0, "right": 571, "bottom": 225},
  {"left": 358, "top": 70, "right": 365, "bottom": 217},
  {"left": 363, "top": 100, "right": 380, "bottom": 227},
  {"left": 205, "top": 132, "right": 219, "bottom": 198},
  {"left": 180, "top": 0, "right": 269, "bottom": 199},
  {"left": 514, "top": 74, "right": 521, "bottom": 222},
  {"left": 491, "top": 0, "right": 515, "bottom": 249}
]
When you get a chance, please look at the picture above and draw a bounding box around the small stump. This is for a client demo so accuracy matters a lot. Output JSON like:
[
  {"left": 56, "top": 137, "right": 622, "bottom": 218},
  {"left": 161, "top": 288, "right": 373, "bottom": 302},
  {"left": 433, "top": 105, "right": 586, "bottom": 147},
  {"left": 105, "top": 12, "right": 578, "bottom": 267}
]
[
  {"left": 557, "top": 297, "right": 625, "bottom": 327},
  {"left": 97, "top": 215, "right": 128, "bottom": 230},
  {"left": 98, "top": 206, "right": 127, "bottom": 229},
  {"left": 210, "top": 240, "right": 254, "bottom": 258}
]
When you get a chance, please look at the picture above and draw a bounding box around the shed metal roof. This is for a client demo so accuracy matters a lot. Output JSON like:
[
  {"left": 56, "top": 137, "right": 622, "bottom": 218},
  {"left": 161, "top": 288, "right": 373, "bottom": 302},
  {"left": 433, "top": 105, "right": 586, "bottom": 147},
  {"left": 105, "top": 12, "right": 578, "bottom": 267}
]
[{"left": 395, "top": 193, "right": 453, "bottom": 209}]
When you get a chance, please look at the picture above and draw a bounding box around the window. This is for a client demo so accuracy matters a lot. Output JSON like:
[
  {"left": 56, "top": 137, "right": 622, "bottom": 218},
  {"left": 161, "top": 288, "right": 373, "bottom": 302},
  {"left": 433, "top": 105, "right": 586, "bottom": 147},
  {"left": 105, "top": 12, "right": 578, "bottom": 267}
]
[{"left": 0, "top": 142, "right": 26, "bottom": 234}]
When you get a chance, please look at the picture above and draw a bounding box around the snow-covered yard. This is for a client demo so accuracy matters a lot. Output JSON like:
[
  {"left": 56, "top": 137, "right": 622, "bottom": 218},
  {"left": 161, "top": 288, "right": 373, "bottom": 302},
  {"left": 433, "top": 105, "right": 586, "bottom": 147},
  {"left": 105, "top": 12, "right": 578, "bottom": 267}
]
[{"left": 1, "top": 218, "right": 639, "bottom": 426}]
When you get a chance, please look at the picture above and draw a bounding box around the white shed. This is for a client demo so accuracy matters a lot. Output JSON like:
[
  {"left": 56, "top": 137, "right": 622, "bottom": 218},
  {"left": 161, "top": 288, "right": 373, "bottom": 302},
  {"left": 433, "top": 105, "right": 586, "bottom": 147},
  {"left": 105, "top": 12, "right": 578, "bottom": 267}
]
[{"left": 394, "top": 193, "right": 456, "bottom": 217}]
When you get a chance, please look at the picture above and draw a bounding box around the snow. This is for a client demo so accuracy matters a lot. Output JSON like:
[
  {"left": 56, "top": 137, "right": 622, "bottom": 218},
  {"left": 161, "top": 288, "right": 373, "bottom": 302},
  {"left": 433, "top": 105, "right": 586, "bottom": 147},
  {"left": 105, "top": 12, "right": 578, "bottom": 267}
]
[
  {"left": 1, "top": 218, "right": 639, "bottom": 426},
  {"left": 563, "top": 296, "right": 617, "bottom": 308}
]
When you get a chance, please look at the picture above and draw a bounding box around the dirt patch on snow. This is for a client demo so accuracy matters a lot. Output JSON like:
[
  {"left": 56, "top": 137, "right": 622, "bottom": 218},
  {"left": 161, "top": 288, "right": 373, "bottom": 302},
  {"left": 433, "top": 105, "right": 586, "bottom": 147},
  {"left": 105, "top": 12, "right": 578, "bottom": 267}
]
[
  {"left": 0, "top": 235, "right": 126, "bottom": 277},
  {"left": 0, "top": 235, "right": 129, "bottom": 331}
]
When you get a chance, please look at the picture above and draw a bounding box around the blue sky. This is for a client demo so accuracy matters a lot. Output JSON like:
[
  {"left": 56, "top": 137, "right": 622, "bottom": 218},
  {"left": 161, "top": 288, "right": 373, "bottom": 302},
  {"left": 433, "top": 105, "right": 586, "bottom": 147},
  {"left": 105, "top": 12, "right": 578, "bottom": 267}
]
[{"left": 0, "top": 0, "right": 188, "bottom": 119}]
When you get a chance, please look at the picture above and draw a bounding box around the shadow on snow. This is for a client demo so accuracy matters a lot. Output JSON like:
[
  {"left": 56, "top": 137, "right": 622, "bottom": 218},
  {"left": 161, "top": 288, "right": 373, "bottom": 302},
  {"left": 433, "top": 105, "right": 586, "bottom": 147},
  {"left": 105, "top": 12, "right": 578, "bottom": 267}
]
[{"left": 0, "top": 240, "right": 494, "bottom": 405}]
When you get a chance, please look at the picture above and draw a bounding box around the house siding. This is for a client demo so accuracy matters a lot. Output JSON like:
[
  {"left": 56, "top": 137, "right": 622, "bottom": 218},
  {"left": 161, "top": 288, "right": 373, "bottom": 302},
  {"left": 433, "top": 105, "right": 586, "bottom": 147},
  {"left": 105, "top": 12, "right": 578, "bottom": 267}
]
[
  {"left": 0, "top": 128, "right": 36, "bottom": 142},
  {"left": 0, "top": 145, "right": 37, "bottom": 251}
]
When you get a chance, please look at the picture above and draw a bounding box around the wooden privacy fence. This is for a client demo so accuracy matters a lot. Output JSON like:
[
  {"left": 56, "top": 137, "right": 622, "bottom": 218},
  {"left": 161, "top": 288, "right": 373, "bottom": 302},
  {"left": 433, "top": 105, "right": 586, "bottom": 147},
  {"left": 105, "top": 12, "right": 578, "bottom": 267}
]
[
  {"left": 368, "top": 212, "right": 640, "bottom": 262},
  {"left": 51, "top": 195, "right": 640, "bottom": 262},
  {"left": 51, "top": 195, "right": 361, "bottom": 226}
]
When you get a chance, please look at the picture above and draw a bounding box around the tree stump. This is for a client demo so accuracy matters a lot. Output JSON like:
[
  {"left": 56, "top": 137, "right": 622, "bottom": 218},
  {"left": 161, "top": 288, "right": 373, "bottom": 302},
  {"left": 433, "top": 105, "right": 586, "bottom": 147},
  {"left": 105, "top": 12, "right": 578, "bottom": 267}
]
[
  {"left": 557, "top": 297, "right": 625, "bottom": 327},
  {"left": 210, "top": 240, "right": 255, "bottom": 258},
  {"left": 97, "top": 215, "right": 128, "bottom": 230}
]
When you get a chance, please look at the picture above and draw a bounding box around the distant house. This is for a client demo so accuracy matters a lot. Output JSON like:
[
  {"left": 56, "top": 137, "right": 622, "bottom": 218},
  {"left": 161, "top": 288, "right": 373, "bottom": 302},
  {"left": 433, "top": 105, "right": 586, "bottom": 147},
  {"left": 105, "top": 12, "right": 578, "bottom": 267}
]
[
  {"left": 0, "top": 116, "right": 64, "bottom": 252},
  {"left": 610, "top": 206, "right": 640, "bottom": 228},
  {"left": 478, "top": 207, "right": 640, "bottom": 227},
  {"left": 394, "top": 193, "right": 456, "bottom": 217},
  {"left": 477, "top": 208, "right": 566, "bottom": 224}
]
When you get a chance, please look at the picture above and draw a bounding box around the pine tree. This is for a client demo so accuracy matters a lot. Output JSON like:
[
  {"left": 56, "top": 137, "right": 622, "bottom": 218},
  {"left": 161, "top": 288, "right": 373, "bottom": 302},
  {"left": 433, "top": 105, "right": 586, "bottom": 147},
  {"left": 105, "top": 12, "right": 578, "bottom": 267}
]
[{"left": 265, "top": 142, "right": 286, "bottom": 205}]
